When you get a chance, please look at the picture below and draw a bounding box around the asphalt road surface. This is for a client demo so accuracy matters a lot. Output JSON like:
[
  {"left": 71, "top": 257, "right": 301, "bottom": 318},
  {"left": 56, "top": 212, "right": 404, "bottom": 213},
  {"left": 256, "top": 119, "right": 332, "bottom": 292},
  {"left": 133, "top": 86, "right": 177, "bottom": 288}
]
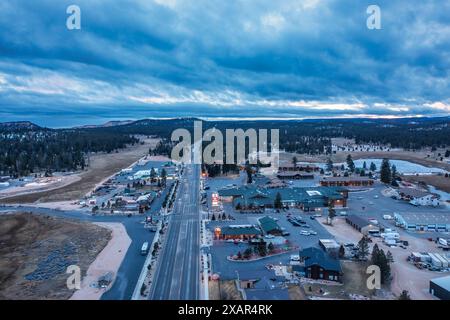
[
  {"left": 149, "top": 164, "right": 201, "bottom": 300},
  {"left": 0, "top": 181, "right": 173, "bottom": 300}
]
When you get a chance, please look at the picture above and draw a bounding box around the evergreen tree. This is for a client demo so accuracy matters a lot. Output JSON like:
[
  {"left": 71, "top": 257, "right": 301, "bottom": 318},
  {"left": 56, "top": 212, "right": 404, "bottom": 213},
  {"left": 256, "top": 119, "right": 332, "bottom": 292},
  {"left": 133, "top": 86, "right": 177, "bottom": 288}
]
[
  {"left": 346, "top": 154, "right": 355, "bottom": 172},
  {"left": 245, "top": 164, "right": 253, "bottom": 184},
  {"left": 326, "top": 158, "right": 334, "bottom": 172},
  {"left": 386, "top": 250, "right": 394, "bottom": 263},
  {"left": 380, "top": 158, "right": 392, "bottom": 184},
  {"left": 398, "top": 290, "right": 411, "bottom": 300},
  {"left": 161, "top": 168, "right": 167, "bottom": 186},
  {"left": 357, "top": 236, "right": 370, "bottom": 260},
  {"left": 268, "top": 242, "right": 275, "bottom": 253},
  {"left": 371, "top": 244, "right": 380, "bottom": 265},
  {"left": 363, "top": 161, "right": 367, "bottom": 170},
  {"left": 292, "top": 156, "right": 298, "bottom": 169},
  {"left": 328, "top": 203, "right": 336, "bottom": 225},
  {"left": 370, "top": 162, "right": 377, "bottom": 172},
  {"left": 339, "top": 245, "right": 346, "bottom": 259},
  {"left": 274, "top": 192, "right": 283, "bottom": 209},
  {"left": 258, "top": 239, "right": 267, "bottom": 257},
  {"left": 243, "top": 248, "right": 253, "bottom": 259},
  {"left": 391, "top": 165, "right": 398, "bottom": 186},
  {"left": 150, "top": 167, "right": 157, "bottom": 183}
]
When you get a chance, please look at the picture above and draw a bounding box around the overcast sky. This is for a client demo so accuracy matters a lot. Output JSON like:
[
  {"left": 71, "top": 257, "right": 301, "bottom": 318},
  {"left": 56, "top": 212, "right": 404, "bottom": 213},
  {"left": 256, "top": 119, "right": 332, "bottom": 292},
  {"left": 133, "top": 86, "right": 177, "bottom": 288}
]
[{"left": 0, "top": 0, "right": 449, "bottom": 126}]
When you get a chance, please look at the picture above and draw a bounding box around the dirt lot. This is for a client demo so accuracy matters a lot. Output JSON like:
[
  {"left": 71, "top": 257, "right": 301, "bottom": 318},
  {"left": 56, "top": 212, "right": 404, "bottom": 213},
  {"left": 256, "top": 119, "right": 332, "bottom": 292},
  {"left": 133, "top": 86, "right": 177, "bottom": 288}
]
[
  {"left": 0, "top": 137, "right": 160, "bottom": 204},
  {"left": 288, "top": 284, "right": 306, "bottom": 300},
  {"left": 219, "top": 280, "right": 243, "bottom": 300},
  {"left": 302, "top": 261, "right": 377, "bottom": 300},
  {"left": 372, "top": 231, "right": 449, "bottom": 300},
  {"left": 319, "top": 216, "right": 450, "bottom": 300},
  {"left": 402, "top": 174, "right": 450, "bottom": 193},
  {"left": 318, "top": 217, "right": 364, "bottom": 245},
  {"left": 0, "top": 212, "right": 111, "bottom": 300}
]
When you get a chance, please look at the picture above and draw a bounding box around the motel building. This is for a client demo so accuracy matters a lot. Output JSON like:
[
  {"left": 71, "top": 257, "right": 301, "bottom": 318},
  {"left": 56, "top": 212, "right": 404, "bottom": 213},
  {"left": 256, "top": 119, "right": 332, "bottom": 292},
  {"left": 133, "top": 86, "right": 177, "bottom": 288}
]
[
  {"left": 214, "top": 225, "right": 262, "bottom": 240},
  {"left": 320, "top": 176, "right": 374, "bottom": 187},
  {"left": 278, "top": 162, "right": 321, "bottom": 172}
]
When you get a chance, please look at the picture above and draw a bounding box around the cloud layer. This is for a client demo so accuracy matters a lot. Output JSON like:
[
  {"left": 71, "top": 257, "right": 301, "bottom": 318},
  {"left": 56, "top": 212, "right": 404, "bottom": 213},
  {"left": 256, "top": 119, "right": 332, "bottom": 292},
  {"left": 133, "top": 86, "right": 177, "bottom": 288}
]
[{"left": 0, "top": 0, "right": 449, "bottom": 126}]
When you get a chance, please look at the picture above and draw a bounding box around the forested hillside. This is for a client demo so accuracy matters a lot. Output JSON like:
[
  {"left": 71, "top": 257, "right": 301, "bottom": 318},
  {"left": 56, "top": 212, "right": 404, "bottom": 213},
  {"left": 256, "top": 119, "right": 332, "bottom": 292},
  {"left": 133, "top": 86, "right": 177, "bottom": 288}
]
[
  {"left": 1, "top": 116, "right": 449, "bottom": 177},
  {"left": 0, "top": 124, "right": 139, "bottom": 177}
]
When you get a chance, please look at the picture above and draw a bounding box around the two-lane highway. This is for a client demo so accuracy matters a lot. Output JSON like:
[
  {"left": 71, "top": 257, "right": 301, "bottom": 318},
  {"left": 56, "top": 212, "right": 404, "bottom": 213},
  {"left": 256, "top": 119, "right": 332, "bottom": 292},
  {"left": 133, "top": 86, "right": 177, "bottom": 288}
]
[{"left": 149, "top": 163, "right": 201, "bottom": 300}]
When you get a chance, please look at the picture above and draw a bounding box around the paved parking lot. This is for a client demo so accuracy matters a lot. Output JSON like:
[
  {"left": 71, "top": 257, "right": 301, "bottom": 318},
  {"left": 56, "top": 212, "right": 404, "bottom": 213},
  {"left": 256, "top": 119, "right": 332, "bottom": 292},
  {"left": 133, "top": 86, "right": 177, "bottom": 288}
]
[
  {"left": 343, "top": 182, "right": 450, "bottom": 238},
  {"left": 204, "top": 175, "right": 450, "bottom": 299}
]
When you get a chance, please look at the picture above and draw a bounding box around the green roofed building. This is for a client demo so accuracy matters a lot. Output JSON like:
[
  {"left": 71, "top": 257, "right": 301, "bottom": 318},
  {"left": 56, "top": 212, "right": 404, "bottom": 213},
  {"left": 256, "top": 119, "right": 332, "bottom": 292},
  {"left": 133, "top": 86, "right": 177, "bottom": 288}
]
[
  {"left": 218, "top": 185, "right": 347, "bottom": 211},
  {"left": 258, "top": 216, "right": 282, "bottom": 235},
  {"left": 216, "top": 225, "right": 262, "bottom": 240}
]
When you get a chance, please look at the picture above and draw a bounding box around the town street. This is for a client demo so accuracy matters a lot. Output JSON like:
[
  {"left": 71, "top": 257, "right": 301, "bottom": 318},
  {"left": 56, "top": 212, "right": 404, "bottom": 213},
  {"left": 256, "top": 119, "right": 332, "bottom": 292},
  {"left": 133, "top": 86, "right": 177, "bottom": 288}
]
[{"left": 149, "top": 164, "right": 201, "bottom": 300}]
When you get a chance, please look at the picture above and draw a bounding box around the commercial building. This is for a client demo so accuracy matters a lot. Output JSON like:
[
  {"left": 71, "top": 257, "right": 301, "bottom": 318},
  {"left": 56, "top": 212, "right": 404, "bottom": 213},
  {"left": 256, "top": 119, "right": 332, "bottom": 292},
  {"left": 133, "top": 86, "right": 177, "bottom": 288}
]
[
  {"left": 258, "top": 216, "right": 282, "bottom": 235},
  {"left": 346, "top": 215, "right": 380, "bottom": 235},
  {"left": 396, "top": 188, "right": 440, "bottom": 207},
  {"left": 320, "top": 176, "right": 374, "bottom": 187},
  {"left": 293, "top": 247, "right": 342, "bottom": 282},
  {"left": 277, "top": 172, "right": 315, "bottom": 180},
  {"left": 214, "top": 225, "right": 262, "bottom": 240},
  {"left": 319, "top": 239, "right": 341, "bottom": 254},
  {"left": 278, "top": 163, "right": 320, "bottom": 172},
  {"left": 218, "top": 185, "right": 348, "bottom": 211},
  {"left": 430, "top": 276, "right": 450, "bottom": 300},
  {"left": 394, "top": 212, "right": 450, "bottom": 232}
]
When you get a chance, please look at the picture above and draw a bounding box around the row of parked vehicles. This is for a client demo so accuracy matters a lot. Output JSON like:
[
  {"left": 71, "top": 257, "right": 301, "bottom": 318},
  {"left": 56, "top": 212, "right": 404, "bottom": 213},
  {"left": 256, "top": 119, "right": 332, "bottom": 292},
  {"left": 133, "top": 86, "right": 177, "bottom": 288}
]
[{"left": 287, "top": 215, "right": 318, "bottom": 236}]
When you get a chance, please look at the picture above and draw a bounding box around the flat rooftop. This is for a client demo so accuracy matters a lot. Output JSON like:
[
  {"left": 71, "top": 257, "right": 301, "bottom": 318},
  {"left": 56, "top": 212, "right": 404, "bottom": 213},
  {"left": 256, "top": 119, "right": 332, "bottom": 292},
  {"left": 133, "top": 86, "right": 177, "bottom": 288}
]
[
  {"left": 431, "top": 275, "right": 450, "bottom": 291},
  {"left": 397, "top": 212, "right": 450, "bottom": 225}
]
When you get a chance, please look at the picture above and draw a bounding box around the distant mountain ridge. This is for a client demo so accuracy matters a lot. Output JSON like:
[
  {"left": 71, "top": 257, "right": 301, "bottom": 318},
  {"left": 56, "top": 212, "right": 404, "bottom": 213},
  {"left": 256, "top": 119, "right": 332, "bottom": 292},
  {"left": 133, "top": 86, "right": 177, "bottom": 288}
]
[
  {"left": 1, "top": 116, "right": 449, "bottom": 131},
  {"left": 76, "top": 120, "right": 136, "bottom": 129},
  {"left": 0, "top": 121, "right": 44, "bottom": 131}
]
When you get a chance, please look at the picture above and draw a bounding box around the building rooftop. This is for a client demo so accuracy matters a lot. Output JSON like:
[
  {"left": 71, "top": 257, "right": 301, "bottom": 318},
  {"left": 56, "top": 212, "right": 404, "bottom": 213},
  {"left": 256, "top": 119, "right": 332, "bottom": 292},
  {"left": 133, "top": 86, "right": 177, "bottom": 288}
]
[
  {"left": 319, "top": 239, "right": 341, "bottom": 249},
  {"left": 398, "top": 188, "right": 435, "bottom": 199},
  {"left": 258, "top": 216, "right": 281, "bottom": 233},
  {"left": 299, "top": 247, "right": 342, "bottom": 272},
  {"left": 321, "top": 176, "right": 374, "bottom": 182},
  {"left": 220, "top": 225, "right": 262, "bottom": 236},
  {"left": 395, "top": 212, "right": 450, "bottom": 225},
  {"left": 431, "top": 275, "right": 450, "bottom": 291},
  {"left": 346, "top": 215, "right": 373, "bottom": 229},
  {"left": 219, "top": 185, "right": 347, "bottom": 208}
]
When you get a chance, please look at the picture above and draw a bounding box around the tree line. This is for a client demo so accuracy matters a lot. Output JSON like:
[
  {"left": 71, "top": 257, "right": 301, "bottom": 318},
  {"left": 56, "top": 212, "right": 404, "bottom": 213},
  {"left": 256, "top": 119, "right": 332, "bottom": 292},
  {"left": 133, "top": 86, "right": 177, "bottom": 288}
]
[{"left": 0, "top": 129, "right": 138, "bottom": 177}]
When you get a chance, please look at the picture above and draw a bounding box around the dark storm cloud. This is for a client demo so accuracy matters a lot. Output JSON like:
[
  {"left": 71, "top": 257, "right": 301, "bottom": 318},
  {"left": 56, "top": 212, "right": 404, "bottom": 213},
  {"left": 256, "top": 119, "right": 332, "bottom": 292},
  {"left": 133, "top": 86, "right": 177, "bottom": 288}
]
[{"left": 0, "top": 0, "right": 449, "bottom": 124}]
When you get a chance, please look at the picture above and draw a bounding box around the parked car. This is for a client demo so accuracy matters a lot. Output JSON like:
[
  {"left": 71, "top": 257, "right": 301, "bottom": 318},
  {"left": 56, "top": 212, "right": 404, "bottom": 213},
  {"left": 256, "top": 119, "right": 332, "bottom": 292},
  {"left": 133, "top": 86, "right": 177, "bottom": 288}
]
[
  {"left": 309, "top": 231, "right": 318, "bottom": 236},
  {"left": 310, "top": 216, "right": 316, "bottom": 220},
  {"left": 300, "top": 230, "right": 311, "bottom": 236}
]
